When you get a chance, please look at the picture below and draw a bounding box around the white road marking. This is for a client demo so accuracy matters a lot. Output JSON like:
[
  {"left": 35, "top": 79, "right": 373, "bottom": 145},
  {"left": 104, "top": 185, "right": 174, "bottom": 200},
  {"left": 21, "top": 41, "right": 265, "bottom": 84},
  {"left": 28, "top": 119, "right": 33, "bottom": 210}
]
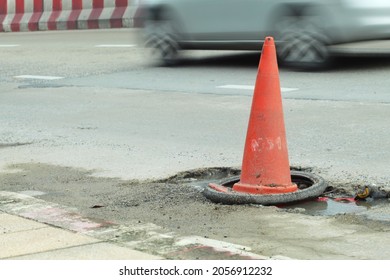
[
  {"left": 0, "top": 44, "right": 20, "bottom": 47},
  {"left": 281, "top": 87, "right": 299, "bottom": 92},
  {"left": 175, "top": 236, "right": 269, "bottom": 259},
  {"left": 14, "top": 75, "right": 64, "bottom": 80},
  {"left": 95, "top": 44, "right": 136, "bottom": 48},
  {"left": 217, "top": 84, "right": 299, "bottom": 92}
]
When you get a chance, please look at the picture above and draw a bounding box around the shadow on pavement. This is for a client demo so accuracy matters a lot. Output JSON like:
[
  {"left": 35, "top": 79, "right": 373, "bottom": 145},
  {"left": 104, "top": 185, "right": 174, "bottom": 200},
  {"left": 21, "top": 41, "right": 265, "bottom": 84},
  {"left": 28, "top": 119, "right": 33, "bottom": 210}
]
[{"left": 158, "top": 51, "right": 390, "bottom": 72}]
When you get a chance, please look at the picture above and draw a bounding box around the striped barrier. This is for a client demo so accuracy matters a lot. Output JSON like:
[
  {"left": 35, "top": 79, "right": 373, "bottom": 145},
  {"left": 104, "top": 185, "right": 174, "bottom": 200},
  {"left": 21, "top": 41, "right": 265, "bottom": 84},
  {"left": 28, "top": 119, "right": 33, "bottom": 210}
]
[{"left": 0, "top": 0, "right": 140, "bottom": 32}]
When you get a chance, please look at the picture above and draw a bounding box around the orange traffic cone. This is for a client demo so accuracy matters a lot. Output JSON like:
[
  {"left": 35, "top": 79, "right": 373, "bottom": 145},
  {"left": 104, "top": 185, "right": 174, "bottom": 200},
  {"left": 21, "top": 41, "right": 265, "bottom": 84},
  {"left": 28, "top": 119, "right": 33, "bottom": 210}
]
[
  {"left": 231, "top": 37, "right": 297, "bottom": 194},
  {"left": 204, "top": 37, "right": 327, "bottom": 205}
]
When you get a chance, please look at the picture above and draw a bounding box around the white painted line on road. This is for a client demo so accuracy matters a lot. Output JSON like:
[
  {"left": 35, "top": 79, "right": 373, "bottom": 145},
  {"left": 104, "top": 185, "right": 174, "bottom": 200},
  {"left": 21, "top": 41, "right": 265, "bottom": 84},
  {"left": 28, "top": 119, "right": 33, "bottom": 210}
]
[
  {"left": 281, "top": 87, "right": 299, "bottom": 92},
  {"left": 175, "top": 236, "right": 267, "bottom": 259},
  {"left": 0, "top": 44, "right": 20, "bottom": 47},
  {"left": 95, "top": 44, "right": 136, "bottom": 48},
  {"left": 14, "top": 75, "right": 64, "bottom": 80},
  {"left": 217, "top": 84, "right": 299, "bottom": 92}
]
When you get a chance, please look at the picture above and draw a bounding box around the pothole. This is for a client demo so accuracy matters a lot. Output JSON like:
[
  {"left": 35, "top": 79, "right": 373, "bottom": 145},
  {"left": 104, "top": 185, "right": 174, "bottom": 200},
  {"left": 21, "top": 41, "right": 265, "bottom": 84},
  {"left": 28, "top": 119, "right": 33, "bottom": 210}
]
[
  {"left": 1, "top": 163, "right": 388, "bottom": 221},
  {"left": 167, "top": 166, "right": 389, "bottom": 217},
  {"left": 155, "top": 167, "right": 241, "bottom": 184}
]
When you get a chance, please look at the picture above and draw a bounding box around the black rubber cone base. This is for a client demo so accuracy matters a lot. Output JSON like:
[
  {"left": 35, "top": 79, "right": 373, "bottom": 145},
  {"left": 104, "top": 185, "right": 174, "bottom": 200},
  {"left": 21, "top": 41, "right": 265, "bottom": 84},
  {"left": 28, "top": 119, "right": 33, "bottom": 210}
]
[{"left": 203, "top": 171, "right": 327, "bottom": 205}]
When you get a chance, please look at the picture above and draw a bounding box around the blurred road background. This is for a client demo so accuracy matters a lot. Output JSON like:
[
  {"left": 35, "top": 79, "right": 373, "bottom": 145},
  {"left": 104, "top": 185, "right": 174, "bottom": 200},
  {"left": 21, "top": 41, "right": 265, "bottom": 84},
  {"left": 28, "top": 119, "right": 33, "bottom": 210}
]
[
  {"left": 2, "top": 29, "right": 390, "bottom": 181},
  {"left": 1, "top": 29, "right": 390, "bottom": 259}
]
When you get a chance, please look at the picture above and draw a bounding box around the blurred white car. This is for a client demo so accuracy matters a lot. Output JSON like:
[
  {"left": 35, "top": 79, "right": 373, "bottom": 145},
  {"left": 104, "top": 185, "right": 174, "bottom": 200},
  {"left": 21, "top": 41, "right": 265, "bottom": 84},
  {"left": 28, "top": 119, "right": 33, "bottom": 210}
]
[{"left": 136, "top": 0, "right": 390, "bottom": 69}]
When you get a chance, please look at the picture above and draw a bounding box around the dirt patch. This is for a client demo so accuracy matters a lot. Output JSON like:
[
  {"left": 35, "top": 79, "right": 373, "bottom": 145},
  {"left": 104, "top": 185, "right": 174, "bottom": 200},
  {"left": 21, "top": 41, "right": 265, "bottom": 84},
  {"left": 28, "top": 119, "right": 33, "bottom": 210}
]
[{"left": 1, "top": 163, "right": 390, "bottom": 259}]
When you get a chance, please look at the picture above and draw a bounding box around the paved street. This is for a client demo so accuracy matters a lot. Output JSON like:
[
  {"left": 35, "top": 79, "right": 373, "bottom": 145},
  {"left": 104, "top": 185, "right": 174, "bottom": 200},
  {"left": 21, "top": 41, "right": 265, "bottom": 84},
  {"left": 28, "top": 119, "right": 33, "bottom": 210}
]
[
  {"left": 2, "top": 29, "right": 390, "bottom": 181},
  {"left": 1, "top": 29, "right": 390, "bottom": 259}
]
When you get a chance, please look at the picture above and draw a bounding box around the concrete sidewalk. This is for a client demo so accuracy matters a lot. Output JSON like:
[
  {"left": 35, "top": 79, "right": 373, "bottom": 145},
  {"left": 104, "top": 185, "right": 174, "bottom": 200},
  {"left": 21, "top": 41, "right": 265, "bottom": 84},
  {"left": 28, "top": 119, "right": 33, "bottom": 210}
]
[
  {"left": 0, "top": 191, "right": 273, "bottom": 260},
  {"left": 0, "top": 211, "right": 162, "bottom": 260}
]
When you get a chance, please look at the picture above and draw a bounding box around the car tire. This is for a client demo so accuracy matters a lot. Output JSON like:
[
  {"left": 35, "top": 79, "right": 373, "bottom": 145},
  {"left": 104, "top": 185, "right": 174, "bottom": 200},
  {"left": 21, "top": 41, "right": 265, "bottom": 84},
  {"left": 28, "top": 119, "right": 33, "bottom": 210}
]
[
  {"left": 143, "top": 13, "right": 180, "bottom": 66},
  {"left": 274, "top": 14, "right": 331, "bottom": 70}
]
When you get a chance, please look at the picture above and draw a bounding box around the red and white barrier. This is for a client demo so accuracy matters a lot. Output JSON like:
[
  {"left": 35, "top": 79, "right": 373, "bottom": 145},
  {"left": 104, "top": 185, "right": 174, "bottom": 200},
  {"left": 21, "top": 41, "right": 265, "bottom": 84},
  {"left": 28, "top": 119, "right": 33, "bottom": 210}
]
[
  {"left": 0, "top": 0, "right": 43, "bottom": 32},
  {"left": 0, "top": 0, "right": 8, "bottom": 31},
  {"left": 0, "top": 0, "right": 139, "bottom": 32}
]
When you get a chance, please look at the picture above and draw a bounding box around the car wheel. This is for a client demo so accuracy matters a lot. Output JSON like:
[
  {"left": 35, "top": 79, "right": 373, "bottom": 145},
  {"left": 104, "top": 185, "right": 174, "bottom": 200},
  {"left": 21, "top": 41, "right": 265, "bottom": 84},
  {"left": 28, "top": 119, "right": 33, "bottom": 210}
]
[
  {"left": 143, "top": 14, "right": 180, "bottom": 66},
  {"left": 274, "top": 14, "right": 331, "bottom": 70}
]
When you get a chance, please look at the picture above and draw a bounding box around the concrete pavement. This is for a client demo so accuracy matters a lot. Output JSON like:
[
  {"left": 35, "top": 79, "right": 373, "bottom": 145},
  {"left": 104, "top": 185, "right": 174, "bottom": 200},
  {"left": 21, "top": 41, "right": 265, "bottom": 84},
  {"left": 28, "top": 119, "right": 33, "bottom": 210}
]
[
  {"left": 0, "top": 211, "right": 162, "bottom": 260},
  {"left": 0, "top": 191, "right": 276, "bottom": 260}
]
